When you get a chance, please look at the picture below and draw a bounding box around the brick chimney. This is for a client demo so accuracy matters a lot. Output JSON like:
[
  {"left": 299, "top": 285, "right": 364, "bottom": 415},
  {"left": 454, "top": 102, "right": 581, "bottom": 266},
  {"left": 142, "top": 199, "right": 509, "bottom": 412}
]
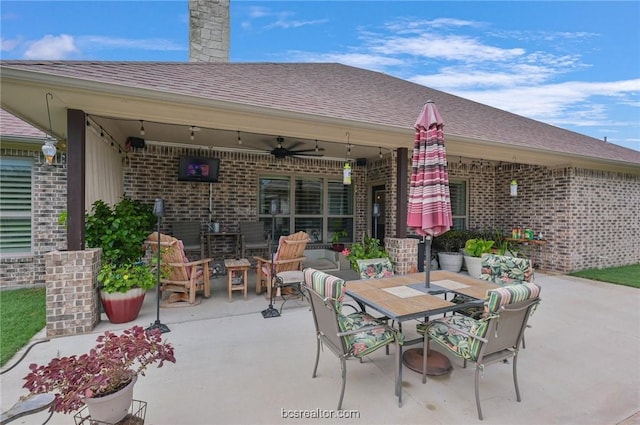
[{"left": 189, "top": 0, "right": 230, "bottom": 62}]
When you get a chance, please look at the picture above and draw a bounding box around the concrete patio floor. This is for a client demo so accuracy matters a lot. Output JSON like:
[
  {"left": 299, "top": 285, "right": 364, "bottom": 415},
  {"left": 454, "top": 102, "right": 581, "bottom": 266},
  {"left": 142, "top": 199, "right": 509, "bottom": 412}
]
[{"left": 2, "top": 269, "right": 639, "bottom": 425}]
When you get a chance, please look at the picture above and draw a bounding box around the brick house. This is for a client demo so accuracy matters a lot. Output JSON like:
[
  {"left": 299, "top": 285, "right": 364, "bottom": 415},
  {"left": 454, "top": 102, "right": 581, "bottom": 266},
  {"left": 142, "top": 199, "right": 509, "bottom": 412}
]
[{"left": 1, "top": 0, "right": 639, "bottom": 295}]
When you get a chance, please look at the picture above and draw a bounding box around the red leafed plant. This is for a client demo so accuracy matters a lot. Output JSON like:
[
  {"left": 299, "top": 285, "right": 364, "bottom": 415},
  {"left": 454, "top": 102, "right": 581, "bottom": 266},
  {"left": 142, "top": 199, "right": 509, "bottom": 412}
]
[{"left": 22, "top": 325, "right": 176, "bottom": 414}]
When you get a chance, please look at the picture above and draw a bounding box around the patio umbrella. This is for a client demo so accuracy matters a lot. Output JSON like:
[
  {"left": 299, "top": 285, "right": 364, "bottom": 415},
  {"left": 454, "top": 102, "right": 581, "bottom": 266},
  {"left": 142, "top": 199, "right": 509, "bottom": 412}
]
[
  {"left": 407, "top": 100, "right": 453, "bottom": 288},
  {"left": 405, "top": 101, "right": 454, "bottom": 376}
]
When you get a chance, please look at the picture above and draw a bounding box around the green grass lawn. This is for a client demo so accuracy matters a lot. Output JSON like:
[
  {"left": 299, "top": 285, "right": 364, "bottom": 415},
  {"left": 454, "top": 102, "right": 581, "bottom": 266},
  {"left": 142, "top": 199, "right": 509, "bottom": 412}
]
[
  {"left": 0, "top": 287, "right": 46, "bottom": 367},
  {"left": 569, "top": 264, "right": 640, "bottom": 289}
]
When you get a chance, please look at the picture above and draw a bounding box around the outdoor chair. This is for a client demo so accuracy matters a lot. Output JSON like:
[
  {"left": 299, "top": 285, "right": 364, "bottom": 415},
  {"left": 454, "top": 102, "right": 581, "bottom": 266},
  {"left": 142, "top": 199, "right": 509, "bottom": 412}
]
[
  {"left": 422, "top": 282, "right": 541, "bottom": 420},
  {"left": 302, "top": 268, "right": 403, "bottom": 410},
  {"left": 146, "top": 232, "right": 211, "bottom": 305},
  {"left": 239, "top": 221, "right": 270, "bottom": 259},
  {"left": 171, "top": 221, "right": 204, "bottom": 259},
  {"left": 452, "top": 254, "right": 535, "bottom": 346},
  {"left": 255, "top": 231, "right": 310, "bottom": 298},
  {"left": 356, "top": 257, "right": 394, "bottom": 279}
]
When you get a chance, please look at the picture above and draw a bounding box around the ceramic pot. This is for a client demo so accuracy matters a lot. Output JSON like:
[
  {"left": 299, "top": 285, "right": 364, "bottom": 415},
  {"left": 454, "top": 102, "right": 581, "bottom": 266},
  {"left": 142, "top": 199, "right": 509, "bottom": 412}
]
[
  {"left": 437, "top": 252, "right": 463, "bottom": 272},
  {"left": 100, "top": 288, "right": 146, "bottom": 324},
  {"left": 84, "top": 375, "right": 137, "bottom": 424},
  {"left": 464, "top": 255, "right": 483, "bottom": 279}
]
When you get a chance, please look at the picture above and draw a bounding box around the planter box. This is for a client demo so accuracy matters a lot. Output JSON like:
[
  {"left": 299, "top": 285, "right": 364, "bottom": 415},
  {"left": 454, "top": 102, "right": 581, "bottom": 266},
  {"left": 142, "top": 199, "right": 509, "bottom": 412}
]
[{"left": 302, "top": 249, "right": 340, "bottom": 271}]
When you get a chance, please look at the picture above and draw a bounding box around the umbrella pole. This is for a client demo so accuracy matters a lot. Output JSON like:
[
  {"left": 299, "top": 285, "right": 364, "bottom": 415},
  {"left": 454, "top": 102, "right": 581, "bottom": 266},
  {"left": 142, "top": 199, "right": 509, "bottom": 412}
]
[{"left": 425, "top": 236, "right": 431, "bottom": 288}]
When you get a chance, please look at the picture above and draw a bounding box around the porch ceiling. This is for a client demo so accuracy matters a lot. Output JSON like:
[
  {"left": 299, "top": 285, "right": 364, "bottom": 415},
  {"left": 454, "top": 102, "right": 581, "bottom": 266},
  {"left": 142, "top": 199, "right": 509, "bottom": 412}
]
[{"left": 1, "top": 68, "right": 638, "bottom": 174}]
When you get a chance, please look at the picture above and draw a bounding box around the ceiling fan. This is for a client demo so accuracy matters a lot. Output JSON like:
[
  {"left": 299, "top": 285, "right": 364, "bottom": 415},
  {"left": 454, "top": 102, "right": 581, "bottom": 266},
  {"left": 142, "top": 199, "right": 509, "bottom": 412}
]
[{"left": 266, "top": 136, "right": 324, "bottom": 159}]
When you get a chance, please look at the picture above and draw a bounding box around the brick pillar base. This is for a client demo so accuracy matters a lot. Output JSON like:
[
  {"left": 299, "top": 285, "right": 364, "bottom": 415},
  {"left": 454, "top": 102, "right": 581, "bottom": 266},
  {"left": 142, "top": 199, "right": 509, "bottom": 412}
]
[
  {"left": 45, "top": 249, "right": 101, "bottom": 337},
  {"left": 385, "top": 237, "right": 418, "bottom": 275}
]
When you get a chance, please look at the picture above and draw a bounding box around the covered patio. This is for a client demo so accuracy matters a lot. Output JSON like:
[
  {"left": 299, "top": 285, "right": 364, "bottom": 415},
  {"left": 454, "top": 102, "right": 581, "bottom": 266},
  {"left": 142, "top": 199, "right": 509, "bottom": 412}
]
[{"left": 2, "top": 270, "right": 638, "bottom": 425}]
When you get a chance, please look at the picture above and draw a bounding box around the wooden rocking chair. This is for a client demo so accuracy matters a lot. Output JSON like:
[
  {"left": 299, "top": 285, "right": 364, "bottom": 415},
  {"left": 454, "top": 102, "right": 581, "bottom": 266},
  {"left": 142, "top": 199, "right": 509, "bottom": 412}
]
[
  {"left": 146, "top": 232, "right": 212, "bottom": 305},
  {"left": 255, "top": 231, "right": 310, "bottom": 298}
]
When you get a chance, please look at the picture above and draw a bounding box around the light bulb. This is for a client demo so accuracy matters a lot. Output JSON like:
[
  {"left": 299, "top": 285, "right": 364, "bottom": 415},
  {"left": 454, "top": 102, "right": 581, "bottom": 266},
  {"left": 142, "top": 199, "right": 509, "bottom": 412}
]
[{"left": 140, "top": 120, "right": 145, "bottom": 136}]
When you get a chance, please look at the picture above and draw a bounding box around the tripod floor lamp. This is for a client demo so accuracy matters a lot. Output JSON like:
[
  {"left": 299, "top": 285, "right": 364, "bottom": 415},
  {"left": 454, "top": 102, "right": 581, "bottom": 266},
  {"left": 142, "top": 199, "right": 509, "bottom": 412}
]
[
  {"left": 147, "top": 198, "right": 170, "bottom": 333},
  {"left": 262, "top": 199, "right": 281, "bottom": 318}
]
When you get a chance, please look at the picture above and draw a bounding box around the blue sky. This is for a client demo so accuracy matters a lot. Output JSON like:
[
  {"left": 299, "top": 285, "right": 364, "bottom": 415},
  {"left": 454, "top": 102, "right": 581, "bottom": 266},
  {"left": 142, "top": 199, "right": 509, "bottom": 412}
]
[{"left": 2, "top": 1, "right": 639, "bottom": 152}]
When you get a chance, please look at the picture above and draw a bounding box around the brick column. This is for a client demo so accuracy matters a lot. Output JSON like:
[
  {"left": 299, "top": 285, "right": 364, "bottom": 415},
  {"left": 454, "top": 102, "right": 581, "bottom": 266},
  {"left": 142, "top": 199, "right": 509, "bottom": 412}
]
[
  {"left": 385, "top": 237, "right": 418, "bottom": 275},
  {"left": 45, "top": 249, "right": 101, "bottom": 337}
]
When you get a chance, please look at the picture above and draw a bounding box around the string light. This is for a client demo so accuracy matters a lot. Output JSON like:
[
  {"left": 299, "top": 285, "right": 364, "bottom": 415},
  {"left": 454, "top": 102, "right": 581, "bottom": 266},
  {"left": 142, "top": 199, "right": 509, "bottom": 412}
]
[
  {"left": 379, "top": 147, "right": 383, "bottom": 158},
  {"left": 315, "top": 140, "right": 319, "bottom": 152},
  {"left": 190, "top": 127, "right": 195, "bottom": 141},
  {"left": 139, "top": 120, "right": 145, "bottom": 136},
  {"left": 237, "top": 131, "right": 242, "bottom": 145}
]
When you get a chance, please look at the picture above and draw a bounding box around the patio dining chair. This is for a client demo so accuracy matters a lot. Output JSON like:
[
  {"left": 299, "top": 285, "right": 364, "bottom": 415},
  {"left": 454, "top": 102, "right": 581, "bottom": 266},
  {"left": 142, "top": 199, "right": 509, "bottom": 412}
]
[
  {"left": 302, "top": 268, "right": 403, "bottom": 410},
  {"left": 452, "top": 254, "right": 535, "bottom": 346},
  {"left": 422, "top": 282, "right": 541, "bottom": 420},
  {"left": 255, "top": 231, "right": 310, "bottom": 298},
  {"left": 239, "top": 221, "right": 270, "bottom": 259},
  {"left": 171, "top": 221, "right": 204, "bottom": 259},
  {"left": 146, "top": 232, "right": 212, "bottom": 305}
]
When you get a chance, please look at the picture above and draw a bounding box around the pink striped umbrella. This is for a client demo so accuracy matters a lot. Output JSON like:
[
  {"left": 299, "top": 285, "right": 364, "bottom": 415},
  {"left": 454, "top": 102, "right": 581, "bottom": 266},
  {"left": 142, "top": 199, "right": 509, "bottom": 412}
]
[{"left": 407, "top": 101, "right": 452, "bottom": 286}]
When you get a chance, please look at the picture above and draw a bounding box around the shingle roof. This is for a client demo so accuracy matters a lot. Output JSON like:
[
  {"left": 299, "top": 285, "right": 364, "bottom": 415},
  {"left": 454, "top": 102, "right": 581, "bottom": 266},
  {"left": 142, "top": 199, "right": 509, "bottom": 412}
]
[
  {"left": 0, "top": 108, "right": 46, "bottom": 139},
  {"left": 1, "top": 61, "right": 638, "bottom": 164}
]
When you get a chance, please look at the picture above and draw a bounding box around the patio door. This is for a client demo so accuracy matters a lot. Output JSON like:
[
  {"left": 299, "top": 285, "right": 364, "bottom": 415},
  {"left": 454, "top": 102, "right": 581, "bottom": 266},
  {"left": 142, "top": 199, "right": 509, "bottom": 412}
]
[{"left": 371, "top": 185, "right": 385, "bottom": 245}]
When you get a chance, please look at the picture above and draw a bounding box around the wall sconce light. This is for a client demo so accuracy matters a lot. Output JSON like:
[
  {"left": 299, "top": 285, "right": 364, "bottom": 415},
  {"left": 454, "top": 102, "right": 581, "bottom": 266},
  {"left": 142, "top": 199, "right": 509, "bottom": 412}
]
[
  {"left": 343, "top": 162, "right": 352, "bottom": 185},
  {"left": 510, "top": 179, "right": 518, "bottom": 197},
  {"left": 42, "top": 92, "right": 58, "bottom": 165}
]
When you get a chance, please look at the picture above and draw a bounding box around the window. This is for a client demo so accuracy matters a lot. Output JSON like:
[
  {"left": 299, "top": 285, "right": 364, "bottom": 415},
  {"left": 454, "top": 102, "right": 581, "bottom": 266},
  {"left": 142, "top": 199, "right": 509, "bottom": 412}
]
[
  {"left": 0, "top": 157, "right": 33, "bottom": 254},
  {"left": 259, "top": 176, "right": 354, "bottom": 243},
  {"left": 449, "top": 180, "right": 467, "bottom": 230}
]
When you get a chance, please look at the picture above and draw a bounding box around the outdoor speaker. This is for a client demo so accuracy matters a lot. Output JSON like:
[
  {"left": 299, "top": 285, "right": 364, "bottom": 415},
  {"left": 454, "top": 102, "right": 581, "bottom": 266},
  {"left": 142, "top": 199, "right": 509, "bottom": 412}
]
[{"left": 126, "top": 137, "right": 146, "bottom": 149}]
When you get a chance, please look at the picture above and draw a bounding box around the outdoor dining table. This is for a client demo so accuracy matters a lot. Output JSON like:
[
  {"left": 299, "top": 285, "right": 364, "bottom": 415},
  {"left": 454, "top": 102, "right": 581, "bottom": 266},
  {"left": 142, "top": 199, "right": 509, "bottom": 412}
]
[{"left": 345, "top": 270, "right": 499, "bottom": 406}]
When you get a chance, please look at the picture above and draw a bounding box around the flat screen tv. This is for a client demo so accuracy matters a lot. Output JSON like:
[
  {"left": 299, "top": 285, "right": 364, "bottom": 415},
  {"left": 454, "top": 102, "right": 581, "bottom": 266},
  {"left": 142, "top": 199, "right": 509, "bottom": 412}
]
[{"left": 178, "top": 156, "right": 220, "bottom": 183}]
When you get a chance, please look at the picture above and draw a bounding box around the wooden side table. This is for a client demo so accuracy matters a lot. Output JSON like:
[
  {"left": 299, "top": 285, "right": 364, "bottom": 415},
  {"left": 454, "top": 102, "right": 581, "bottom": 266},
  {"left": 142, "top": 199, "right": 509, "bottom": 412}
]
[{"left": 224, "top": 258, "right": 250, "bottom": 302}]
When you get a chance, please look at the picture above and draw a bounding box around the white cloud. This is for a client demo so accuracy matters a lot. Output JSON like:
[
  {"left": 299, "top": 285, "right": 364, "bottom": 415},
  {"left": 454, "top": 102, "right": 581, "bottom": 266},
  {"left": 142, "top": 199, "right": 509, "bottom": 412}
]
[
  {"left": 79, "top": 36, "right": 184, "bottom": 51},
  {"left": 24, "top": 34, "right": 78, "bottom": 59},
  {"left": 1, "top": 37, "right": 20, "bottom": 51}
]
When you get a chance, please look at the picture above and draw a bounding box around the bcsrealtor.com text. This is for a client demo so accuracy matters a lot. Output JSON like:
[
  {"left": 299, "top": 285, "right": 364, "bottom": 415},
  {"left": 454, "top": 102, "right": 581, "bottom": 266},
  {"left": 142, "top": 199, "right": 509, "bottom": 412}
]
[{"left": 281, "top": 408, "right": 361, "bottom": 419}]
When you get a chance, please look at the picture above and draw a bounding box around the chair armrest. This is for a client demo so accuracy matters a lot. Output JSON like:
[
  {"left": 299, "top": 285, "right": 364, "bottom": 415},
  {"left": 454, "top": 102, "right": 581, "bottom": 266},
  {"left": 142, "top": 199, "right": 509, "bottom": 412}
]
[{"left": 274, "top": 256, "right": 306, "bottom": 265}]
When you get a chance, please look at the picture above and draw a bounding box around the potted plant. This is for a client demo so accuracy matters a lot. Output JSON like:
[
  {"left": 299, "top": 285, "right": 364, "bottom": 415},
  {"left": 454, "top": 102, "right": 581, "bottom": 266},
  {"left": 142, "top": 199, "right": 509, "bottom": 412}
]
[
  {"left": 22, "top": 325, "right": 175, "bottom": 423},
  {"left": 342, "top": 235, "right": 390, "bottom": 272},
  {"left": 331, "top": 228, "right": 348, "bottom": 252},
  {"left": 433, "top": 230, "right": 466, "bottom": 272},
  {"left": 463, "top": 238, "right": 495, "bottom": 278},
  {"left": 86, "top": 198, "right": 157, "bottom": 323}
]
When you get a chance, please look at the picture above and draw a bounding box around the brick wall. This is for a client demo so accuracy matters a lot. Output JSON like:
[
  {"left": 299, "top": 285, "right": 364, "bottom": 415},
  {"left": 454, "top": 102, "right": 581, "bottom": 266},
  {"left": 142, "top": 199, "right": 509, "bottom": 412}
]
[
  {"left": 2, "top": 145, "right": 638, "bottom": 291},
  {"left": 0, "top": 148, "right": 67, "bottom": 289},
  {"left": 44, "top": 249, "right": 101, "bottom": 336}
]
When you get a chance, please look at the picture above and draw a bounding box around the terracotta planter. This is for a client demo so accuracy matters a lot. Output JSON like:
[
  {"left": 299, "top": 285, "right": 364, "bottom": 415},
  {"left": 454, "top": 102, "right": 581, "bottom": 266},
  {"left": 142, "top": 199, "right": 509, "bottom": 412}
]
[
  {"left": 84, "top": 375, "right": 137, "bottom": 424},
  {"left": 437, "top": 252, "right": 463, "bottom": 272},
  {"left": 100, "top": 288, "right": 146, "bottom": 324}
]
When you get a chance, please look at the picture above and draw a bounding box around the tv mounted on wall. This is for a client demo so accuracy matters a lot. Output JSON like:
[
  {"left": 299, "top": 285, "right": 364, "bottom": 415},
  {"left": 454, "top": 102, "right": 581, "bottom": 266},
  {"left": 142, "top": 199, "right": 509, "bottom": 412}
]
[{"left": 178, "top": 156, "right": 220, "bottom": 183}]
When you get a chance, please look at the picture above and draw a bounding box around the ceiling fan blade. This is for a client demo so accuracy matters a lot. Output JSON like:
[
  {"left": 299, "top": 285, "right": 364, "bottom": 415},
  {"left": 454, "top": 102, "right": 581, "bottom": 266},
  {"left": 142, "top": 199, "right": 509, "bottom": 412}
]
[{"left": 289, "top": 148, "right": 325, "bottom": 154}]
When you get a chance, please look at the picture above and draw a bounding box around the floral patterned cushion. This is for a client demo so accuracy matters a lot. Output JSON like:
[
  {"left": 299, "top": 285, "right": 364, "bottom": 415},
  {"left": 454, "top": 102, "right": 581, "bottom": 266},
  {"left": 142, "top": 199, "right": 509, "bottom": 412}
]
[
  {"left": 357, "top": 258, "right": 394, "bottom": 279},
  {"left": 426, "top": 315, "right": 488, "bottom": 361},
  {"left": 480, "top": 254, "right": 533, "bottom": 286},
  {"left": 338, "top": 311, "right": 398, "bottom": 357}
]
